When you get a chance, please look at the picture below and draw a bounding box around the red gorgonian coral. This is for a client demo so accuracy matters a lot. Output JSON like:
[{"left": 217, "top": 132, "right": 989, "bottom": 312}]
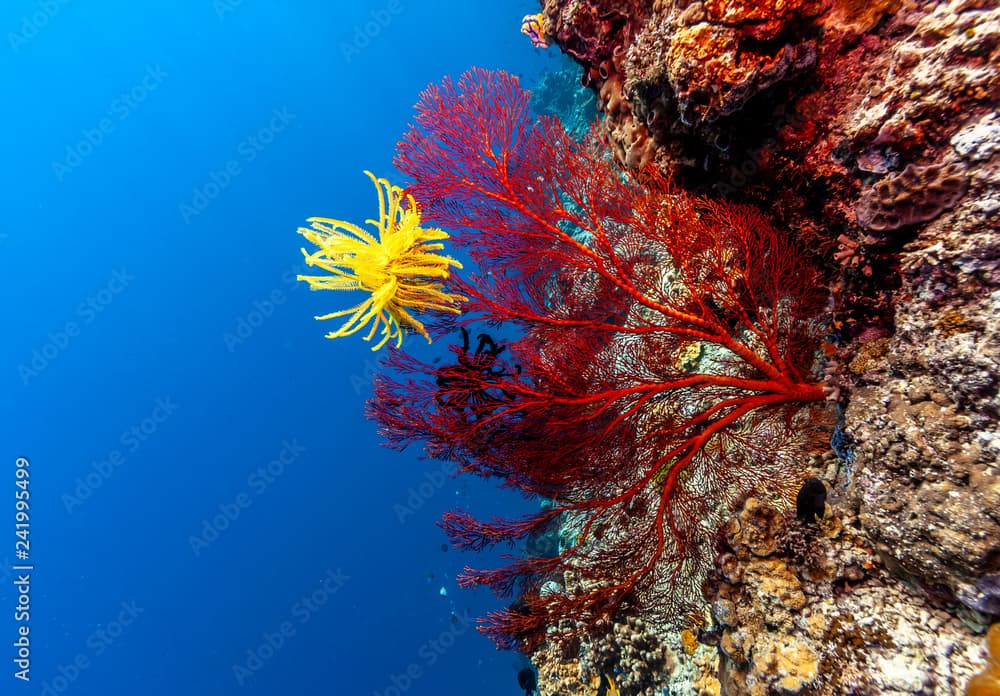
[{"left": 368, "top": 69, "right": 831, "bottom": 651}]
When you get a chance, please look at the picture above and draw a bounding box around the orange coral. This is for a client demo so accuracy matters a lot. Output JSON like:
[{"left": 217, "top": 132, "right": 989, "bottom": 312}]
[
  {"left": 703, "top": 0, "right": 825, "bottom": 41},
  {"left": 968, "top": 624, "right": 1000, "bottom": 696}
]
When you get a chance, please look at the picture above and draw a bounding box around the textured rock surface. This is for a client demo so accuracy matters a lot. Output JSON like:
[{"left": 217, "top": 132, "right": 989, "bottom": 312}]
[
  {"left": 834, "top": 0, "right": 1000, "bottom": 621},
  {"left": 844, "top": 147, "right": 1000, "bottom": 616},
  {"left": 708, "top": 498, "right": 983, "bottom": 695}
]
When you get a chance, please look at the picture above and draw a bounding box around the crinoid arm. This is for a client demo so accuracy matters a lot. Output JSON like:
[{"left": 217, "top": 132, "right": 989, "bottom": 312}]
[{"left": 296, "top": 171, "right": 466, "bottom": 350}]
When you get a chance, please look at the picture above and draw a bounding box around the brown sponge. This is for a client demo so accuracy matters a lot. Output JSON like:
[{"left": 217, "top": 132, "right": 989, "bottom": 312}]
[{"left": 855, "top": 161, "right": 968, "bottom": 231}]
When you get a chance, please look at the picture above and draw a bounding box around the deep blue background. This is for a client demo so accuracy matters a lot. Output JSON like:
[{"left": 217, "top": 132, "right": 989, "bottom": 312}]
[{"left": 0, "top": 2, "right": 562, "bottom": 694}]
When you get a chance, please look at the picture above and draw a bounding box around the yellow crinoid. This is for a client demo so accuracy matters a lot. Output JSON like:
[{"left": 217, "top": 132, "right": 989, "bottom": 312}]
[{"left": 297, "top": 171, "right": 466, "bottom": 350}]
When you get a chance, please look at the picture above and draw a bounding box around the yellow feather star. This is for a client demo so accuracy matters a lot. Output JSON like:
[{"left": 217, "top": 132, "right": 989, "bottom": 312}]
[{"left": 297, "top": 171, "right": 466, "bottom": 350}]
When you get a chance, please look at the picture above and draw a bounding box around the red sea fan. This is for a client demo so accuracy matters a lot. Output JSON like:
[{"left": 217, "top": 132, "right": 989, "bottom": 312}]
[{"left": 370, "top": 68, "right": 831, "bottom": 651}]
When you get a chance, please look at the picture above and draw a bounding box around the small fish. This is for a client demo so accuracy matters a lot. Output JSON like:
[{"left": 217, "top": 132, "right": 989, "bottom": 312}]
[
  {"left": 520, "top": 12, "right": 548, "bottom": 49},
  {"left": 796, "top": 477, "right": 827, "bottom": 523},
  {"left": 517, "top": 667, "right": 537, "bottom": 696}
]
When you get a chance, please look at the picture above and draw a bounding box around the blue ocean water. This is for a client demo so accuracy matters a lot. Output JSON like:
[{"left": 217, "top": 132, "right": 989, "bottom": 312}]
[{"left": 0, "top": 2, "right": 560, "bottom": 694}]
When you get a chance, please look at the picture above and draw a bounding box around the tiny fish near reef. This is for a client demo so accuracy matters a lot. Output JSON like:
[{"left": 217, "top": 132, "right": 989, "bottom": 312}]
[
  {"left": 796, "top": 477, "right": 827, "bottom": 523},
  {"left": 517, "top": 667, "right": 537, "bottom": 695}
]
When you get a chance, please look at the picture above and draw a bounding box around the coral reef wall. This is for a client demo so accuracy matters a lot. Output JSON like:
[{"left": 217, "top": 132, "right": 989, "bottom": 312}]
[{"left": 535, "top": 0, "right": 999, "bottom": 692}]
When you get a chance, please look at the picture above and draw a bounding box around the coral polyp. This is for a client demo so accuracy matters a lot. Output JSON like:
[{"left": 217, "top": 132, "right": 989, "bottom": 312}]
[{"left": 297, "top": 171, "right": 465, "bottom": 350}]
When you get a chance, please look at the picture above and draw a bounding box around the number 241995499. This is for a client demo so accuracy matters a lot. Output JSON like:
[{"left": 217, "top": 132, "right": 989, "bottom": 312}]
[{"left": 15, "top": 457, "right": 30, "bottom": 561}]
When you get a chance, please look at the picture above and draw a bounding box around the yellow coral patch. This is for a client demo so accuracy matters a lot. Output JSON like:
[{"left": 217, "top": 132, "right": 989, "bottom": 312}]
[{"left": 681, "top": 628, "right": 699, "bottom": 655}]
